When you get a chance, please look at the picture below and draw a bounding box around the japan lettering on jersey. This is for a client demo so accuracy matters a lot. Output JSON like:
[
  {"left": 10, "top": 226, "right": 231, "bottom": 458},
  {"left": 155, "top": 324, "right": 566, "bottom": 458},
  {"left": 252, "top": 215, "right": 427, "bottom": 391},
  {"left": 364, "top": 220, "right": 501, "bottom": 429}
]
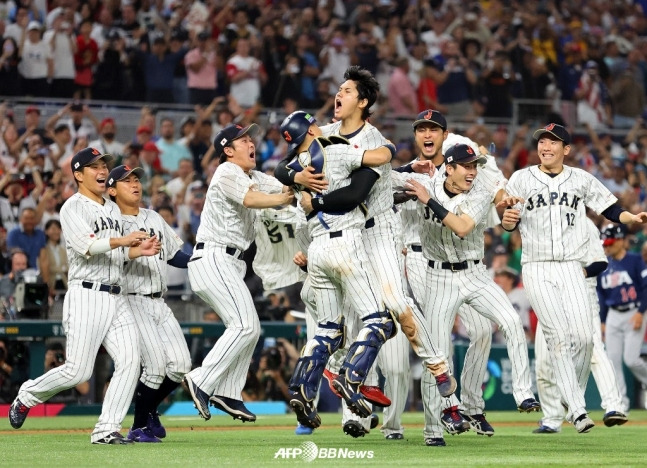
[
  {"left": 320, "top": 121, "right": 392, "bottom": 218},
  {"left": 60, "top": 194, "right": 125, "bottom": 284},
  {"left": 196, "top": 162, "right": 284, "bottom": 251},
  {"left": 121, "top": 208, "right": 184, "bottom": 295},
  {"left": 506, "top": 165, "right": 617, "bottom": 264},
  {"left": 417, "top": 174, "right": 491, "bottom": 263}
]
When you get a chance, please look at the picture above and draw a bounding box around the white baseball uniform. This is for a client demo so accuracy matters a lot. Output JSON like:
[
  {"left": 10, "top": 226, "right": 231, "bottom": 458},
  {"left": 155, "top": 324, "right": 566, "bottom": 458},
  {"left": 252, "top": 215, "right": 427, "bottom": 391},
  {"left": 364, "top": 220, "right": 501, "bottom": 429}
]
[
  {"left": 121, "top": 209, "right": 192, "bottom": 389},
  {"left": 535, "top": 218, "right": 625, "bottom": 430},
  {"left": 186, "top": 161, "right": 284, "bottom": 400},
  {"left": 409, "top": 172, "right": 535, "bottom": 441},
  {"left": 321, "top": 121, "right": 447, "bottom": 436},
  {"left": 505, "top": 164, "right": 617, "bottom": 421},
  {"left": 16, "top": 194, "right": 140, "bottom": 443}
]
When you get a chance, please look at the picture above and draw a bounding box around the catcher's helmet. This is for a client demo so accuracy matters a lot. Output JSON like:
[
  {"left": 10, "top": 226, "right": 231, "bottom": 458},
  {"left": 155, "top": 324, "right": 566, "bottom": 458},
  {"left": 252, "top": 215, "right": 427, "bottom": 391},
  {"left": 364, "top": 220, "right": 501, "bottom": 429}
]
[
  {"left": 600, "top": 224, "right": 626, "bottom": 246},
  {"left": 280, "top": 111, "right": 316, "bottom": 156}
]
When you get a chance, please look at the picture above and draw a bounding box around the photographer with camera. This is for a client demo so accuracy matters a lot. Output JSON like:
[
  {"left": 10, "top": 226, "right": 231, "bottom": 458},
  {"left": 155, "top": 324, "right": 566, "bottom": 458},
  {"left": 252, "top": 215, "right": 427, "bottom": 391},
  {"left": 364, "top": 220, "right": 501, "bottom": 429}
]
[
  {"left": 256, "top": 338, "right": 299, "bottom": 403},
  {"left": 43, "top": 342, "right": 91, "bottom": 403}
]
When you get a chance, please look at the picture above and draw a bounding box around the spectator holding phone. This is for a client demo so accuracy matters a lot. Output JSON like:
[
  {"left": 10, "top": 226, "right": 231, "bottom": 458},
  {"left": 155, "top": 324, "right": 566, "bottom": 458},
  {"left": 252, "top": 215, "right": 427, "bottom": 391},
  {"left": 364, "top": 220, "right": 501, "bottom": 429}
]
[{"left": 0, "top": 37, "right": 21, "bottom": 96}]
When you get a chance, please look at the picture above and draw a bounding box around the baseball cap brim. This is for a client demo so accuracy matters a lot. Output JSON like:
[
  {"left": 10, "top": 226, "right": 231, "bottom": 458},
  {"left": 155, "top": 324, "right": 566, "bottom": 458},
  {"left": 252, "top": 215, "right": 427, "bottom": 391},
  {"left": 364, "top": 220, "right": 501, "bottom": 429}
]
[
  {"left": 116, "top": 166, "right": 146, "bottom": 182},
  {"left": 412, "top": 118, "right": 446, "bottom": 129},
  {"left": 532, "top": 129, "right": 569, "bottom": 144}
]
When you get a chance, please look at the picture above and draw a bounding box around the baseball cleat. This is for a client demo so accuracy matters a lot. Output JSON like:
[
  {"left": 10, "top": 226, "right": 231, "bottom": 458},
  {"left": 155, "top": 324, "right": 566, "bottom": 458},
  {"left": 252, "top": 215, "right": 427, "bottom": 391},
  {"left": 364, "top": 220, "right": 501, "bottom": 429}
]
[
  {"left": 127, "top": 427, "right": 162, "bottom": 443},
  {"left": 324, "top": 369, "right": 390, "bottom": 406},
  {"left": 183, "top": 375, "right": 211, "bottom": 420},
  {"left": 434, "top": 371, "right": 457, "bottom": 398},
  {"left": 289, "top": 392, "right": 321, "bottom": 429},
  {"left": 8, "top": 398, "right": 30, "bottom": 429},
  {"left": 385, "top": 432, "right": 403, "bottom": 440},
  {"left": 360, "top": 385, "right": 391, "bottom": 407},
  {"left": 517, "top": 398, "right": 541, "bottom": 413},
  {"left": 148, "top": 412, "right": 166, "bottom": 439},
  {"left": 323, "top": 369, "right": 342, "bottom": 398},
  {"left": 209, "top": 395, "right": 256, "bottom": 422},
  {"left": 603, "top": 411, "right": 628, "bottom": 427},
  {"left": 332, "top": 375, "right": 372, "bottom": 418},
  {"left": 440, "top": 406, "right": 470, "bottom": 435},
  {"left": 92, "top": 431, "right": 134, "bottom": 445},
  {"left": 425, "top": 437, "right": 446, "bottom": 447},
  {"left": 532, "top": 424, "right": 559, "bottom": 434},
  {"left": 574, "top": 414, "right": 595, "bottom": 433},
  {"left": 295, "top": 423, "right": 314, "bottom": 435},
  {"left": 370, "top": 413, "right": 379, "bottom": 429},
  {"left": 343, "top": 420, "right": 368, "bottom": 438},
  {"left": 462, "top": 413, "right": 495, "bottom": 436}
]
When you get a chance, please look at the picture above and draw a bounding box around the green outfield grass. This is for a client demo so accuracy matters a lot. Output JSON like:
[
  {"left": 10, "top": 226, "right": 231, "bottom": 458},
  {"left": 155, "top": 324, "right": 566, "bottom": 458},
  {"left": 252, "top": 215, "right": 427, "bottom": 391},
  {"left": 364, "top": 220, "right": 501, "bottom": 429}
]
[{"left": 2, "top": 410, "right": 645, "bottom": 467}]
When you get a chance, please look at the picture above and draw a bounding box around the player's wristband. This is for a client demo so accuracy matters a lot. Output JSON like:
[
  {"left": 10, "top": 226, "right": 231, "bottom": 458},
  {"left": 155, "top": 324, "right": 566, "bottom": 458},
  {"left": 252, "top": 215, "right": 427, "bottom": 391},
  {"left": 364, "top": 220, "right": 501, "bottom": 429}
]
[
  {"left": 426, "top": 198, "right": 449, "bottom": 221},
  {"left": 88, "top": 238, "right": 112, "bottom": 255},
  {"left": 311, "top": 197, "right": 323, "bottom": 213}
]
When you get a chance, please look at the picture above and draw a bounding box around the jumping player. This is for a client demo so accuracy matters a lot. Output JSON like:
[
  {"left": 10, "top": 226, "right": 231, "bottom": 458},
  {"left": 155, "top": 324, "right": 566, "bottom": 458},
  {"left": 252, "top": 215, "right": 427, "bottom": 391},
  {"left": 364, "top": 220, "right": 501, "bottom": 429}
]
[
  {"left": 106, "top": 164, "right": 193, "bottom": 443},
  {"left": 405, "top": 144, "right": 540, "bottom": 447},
  {"left": 183, "top": 123, "right": 294, "bottom": 423},
  {"left": 9, "top": 147, "right": 161, "bottom": 445},
  {"left": 498, "top": 123, "right": 647, "bottom": 433}
]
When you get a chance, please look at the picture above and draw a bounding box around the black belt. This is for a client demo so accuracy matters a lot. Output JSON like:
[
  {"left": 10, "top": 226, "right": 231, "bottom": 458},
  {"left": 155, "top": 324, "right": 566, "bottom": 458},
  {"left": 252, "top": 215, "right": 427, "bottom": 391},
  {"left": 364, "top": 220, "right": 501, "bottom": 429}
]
[
  {"left": 195, "top": 243, "right": 244, "bottom": 259},
  {"left": 612, "top": 303, "right": 636, "bottom": 312},
  {"left": 365, "top": 218, "right": 375, "bottom": 229},
  {"left": 329, "top": 231, "right": 342, "bottom": 238},
  {"left": 410, "top": 244, "right": 422, "bottom": 252},
  {"left": 82, "top": 281, "right": 121, "bottom": 295},
  {"left": 428, "top": 260, "right": 480, "bottom": 271},
  {"left": 129, "top": 292, "right": 163, "bottom": 299}
]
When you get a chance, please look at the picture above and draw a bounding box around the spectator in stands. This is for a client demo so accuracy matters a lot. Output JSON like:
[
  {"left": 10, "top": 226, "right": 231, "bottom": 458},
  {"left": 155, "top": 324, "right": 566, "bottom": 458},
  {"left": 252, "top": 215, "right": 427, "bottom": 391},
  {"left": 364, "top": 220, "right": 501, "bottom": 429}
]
[
  {"left": 46, "top": 101, "right": 99, "bottom": 153},
  {"left": 259, "top": 22, "right": 291, "bottom": 108},
  {"left": 319, "top": 28, "right": 351, "bottom": 95},
  {"left": 177, "top": 179, "right": 206, "bottom": 247},
  {"left": 0, "top": 37, "right": 22, "bottom": 97},
  {"left": 139, "top": 35, "right": 188, "bottom": 104},
  {"left": 6, "top": 207, "right": 46, "bottom": 269},
  {"left": 157, "top": 204, "right": 190, "bottom": 297},
  {"left": 92, "top": 28, "right": 127, "bottom": 100},
  {"left": 387, "top": 56, "right": 417, "bottom": 117},
  {"left": 38, "top": 218, "right": 67, "bottom": 299},
  {"left": 0, "top": 249, "right": 30, "bottom": 316},
  {"left": 88, "top": 117, "right": 126, "bottom": 160},
  {"left": 185, "top": 30, "right": 219, "bottom": 105},
  {"left": 156, "top": 117, "right": 191, "bottom": 176},
  {"left": 164, "top": 158, "right": 195, "bottom": 206},
  {"left": 575, "top": 60, "right": 612, "bottom": 129},
  {"left": 226, "top": 37, "right": 266, "bottom": 109},
  {"left": 219, "top": 6, "right": 260, "bottom": 59},
  {"left": 493, "top": 267, "right": 532, "bottom": 343},
  {"left": 478, "top": 50, "right": 516, "bottom": 119},
  {"left": 610, "top": 64, "right": 645, "bottom": 129},
  {"left": 18, "top": 20, "right": 52, "bottom": 97},
  {"left": 139, "top": 141, "right": 167, "bottom": 185},
  {"left": 44, "top": 11, "right": 76, "bottom": 99},
  {"left": 73, "top": 18, "right": 98, "bottom": 100},
  {"left": 0, "top": 338, "right": 17, "bottom": 402},
  {"left": 187, "top": 117, "right": 214, "bottom": 176},
  {"left": 0, "top": 227, "right": 9, "bottom": 275},
  {"left": 0, "top": 173, "right": 39, "bottom": 232}
]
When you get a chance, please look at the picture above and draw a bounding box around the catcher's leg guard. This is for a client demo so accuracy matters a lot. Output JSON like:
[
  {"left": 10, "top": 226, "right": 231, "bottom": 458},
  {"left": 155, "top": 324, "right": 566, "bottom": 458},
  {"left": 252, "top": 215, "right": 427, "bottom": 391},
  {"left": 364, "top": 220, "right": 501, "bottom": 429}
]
[
  {"left": 288, "top": 319, "right": 346, "bottom": 401},
  {"left": 341, "top": 310, "right": 396, "bottom": 385}
]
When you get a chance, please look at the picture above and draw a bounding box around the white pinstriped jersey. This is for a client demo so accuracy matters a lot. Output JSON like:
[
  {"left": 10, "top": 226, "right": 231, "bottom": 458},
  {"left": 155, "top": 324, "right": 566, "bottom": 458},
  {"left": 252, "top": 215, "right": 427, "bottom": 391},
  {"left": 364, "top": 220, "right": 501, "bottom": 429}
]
[
  {"left": 400, "top": 198, "right": 421, "bottom": 247},
  {"left": 253, "top": 205, "right": 307, "bottom": 290},
  {"left": 195, "top": 161, "right": 284, "bottom": 251},
  {"left": 60, "top": 194, "right": 125, "bottom": 284},
  {"left": 418, "top": 174, "right": 491, "bottom": 262},
  {"left": 506, "top": 165, "right": 617, "bottom": 264},
  {"left": 320, "top": 121, "right": 391, "bottom": 218},
  {"left": 303, "top": 143, "right": 367, "bottom": 238},
  {"left": 121, "top": 209, "right": 184, "bottom": 295}
]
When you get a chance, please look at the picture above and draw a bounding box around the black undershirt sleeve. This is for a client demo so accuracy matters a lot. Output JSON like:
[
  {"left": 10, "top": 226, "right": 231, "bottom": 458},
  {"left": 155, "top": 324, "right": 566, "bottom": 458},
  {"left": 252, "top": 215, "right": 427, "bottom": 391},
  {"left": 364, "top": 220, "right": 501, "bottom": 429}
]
[{"left": 310, "top": 168, "right": 379, "bottom": 213}]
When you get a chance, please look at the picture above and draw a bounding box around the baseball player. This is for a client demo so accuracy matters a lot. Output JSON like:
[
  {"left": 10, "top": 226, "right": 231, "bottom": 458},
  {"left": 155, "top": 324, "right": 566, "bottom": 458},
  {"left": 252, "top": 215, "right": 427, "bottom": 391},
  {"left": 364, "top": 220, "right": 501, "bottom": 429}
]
[
  {"left": 106, "top": 164, "right": 193, "bottom": 443},
  {"left": 397, "top": 111, "right": 506, "bottom": 439},
  {"left": 498, "top": 123, "right": 647, "bottom": 433},
  {"left": 9, "top": 147, "right": 161, "bottom": 445},
  {"left": 597, "top": 224, "right": 647, "bottom": 412},
  {"left": 318, "top": 67, "right": 454, "bottom": 438},
  {"left": 183, "top": 123, "right": 294, "bottom": 423},
  {"left": 534, "top": 218, "right": 628, "bottom": 433},
  {"left": 404, "top": 144, "right": 540, "bottom": 447},
  {"left": 277, "top": 110, "right": 400, "bottom": 429}
]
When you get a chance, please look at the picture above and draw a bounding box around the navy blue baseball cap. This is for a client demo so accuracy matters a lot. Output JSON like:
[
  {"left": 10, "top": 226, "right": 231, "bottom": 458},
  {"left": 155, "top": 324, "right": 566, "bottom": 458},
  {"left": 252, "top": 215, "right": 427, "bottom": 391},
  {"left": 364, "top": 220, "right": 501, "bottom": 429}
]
[
  {"left": 533, "top": 123, "right": 571, "bottom": 145},
  {"left": 107, "top": 165, "right": 146, "bottom": 188},
  {"left": 444, "top": 143, "right": 486, "bottom": 165},
  {"left": 71, "top": 147, "right": 113, "bottom": 172},
  {"left": 600, "top": 224, "right": 627, "bottom": 246},
  {"left": 412, "top": 109, "right": 447, "bottom": 130},
  {"left": 280, "top": 111, "right": 316, "bottom": 155},
  {"left": 213, "top": 123, "right": 260, "bottom": 159}
]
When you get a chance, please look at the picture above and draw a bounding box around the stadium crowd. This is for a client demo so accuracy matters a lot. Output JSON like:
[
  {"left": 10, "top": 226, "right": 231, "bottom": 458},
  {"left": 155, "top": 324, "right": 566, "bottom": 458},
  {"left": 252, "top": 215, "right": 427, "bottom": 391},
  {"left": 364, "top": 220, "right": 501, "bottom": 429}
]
[{"left": 1, "top": 0, "right": 647, "bottom": 407}]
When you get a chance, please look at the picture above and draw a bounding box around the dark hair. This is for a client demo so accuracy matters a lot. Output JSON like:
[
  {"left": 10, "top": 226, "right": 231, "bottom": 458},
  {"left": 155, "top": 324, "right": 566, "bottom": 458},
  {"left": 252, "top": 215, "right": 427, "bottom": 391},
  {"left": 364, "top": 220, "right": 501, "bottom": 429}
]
[
  {"left": 45, "top": 219, "right": 62, "bottom": 231},
  {"left": 343, "top": 66, "right": 379, "bottom": 121},
  {"left": 157, "top": 204, "right": 175, "bottom": 215}
]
